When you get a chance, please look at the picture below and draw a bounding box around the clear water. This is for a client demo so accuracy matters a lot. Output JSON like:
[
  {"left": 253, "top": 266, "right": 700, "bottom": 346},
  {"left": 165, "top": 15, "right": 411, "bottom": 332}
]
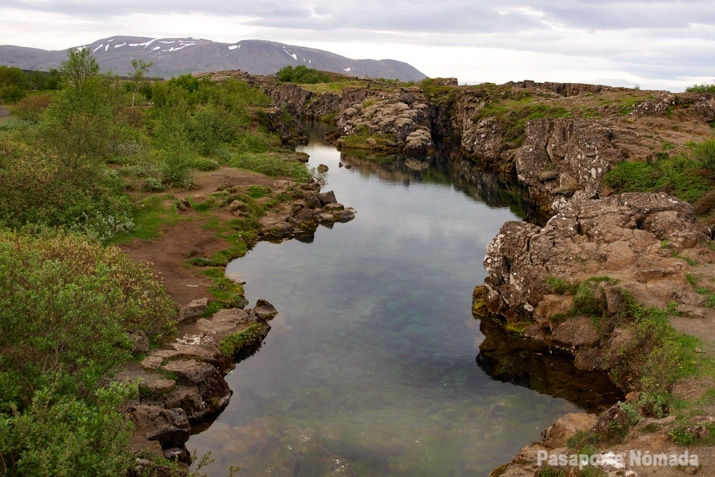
[{"left": 187, "top": 138, "right": 580, "bottom": 476}]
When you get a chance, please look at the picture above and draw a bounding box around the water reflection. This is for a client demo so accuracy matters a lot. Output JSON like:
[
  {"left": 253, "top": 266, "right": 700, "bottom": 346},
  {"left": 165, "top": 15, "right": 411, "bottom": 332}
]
[
  {"left": 476, "top": 319, "right": 624, "bottom": 413},
  {"left": 188, "top": 133, "right": 579, "bottom": 476}
]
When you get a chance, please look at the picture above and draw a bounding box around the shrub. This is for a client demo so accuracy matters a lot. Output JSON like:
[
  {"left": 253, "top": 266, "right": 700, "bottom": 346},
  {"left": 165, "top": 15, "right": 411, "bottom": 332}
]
[
  {"left": 686, "top": 83, "right": 715, "bottom": 93},
  {"left": 276, "top": 65, "right": 332, "bottom": 84},
  {"left": 0, "top": 230, "right": 176, "bottom": 408},
  {"left": 0, "top": 140, "right": 135, "bottom": 241},
  {"left": 12, "top": 94, "right": 52, "bottom": 123},
  {"left": 0, "top": 382, "right": 136, "bottom": 477}
]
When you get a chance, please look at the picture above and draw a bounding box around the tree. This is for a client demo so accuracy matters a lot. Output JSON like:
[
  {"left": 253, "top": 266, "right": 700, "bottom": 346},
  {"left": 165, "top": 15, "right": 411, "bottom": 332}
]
[
  {"left": 0, "top": 66, "right": 29, "bottom": 103},
  {"left": 39, "top": 48, "right": 116, "bottom": 170},
  {"left": 130, "top": 59, "right": 153, "bottom": 108}
]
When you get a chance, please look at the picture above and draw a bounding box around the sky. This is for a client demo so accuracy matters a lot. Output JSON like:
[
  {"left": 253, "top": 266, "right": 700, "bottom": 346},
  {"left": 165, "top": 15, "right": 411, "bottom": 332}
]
[{"left": 2, "top": 1, "right": 715, "bottom": 92}]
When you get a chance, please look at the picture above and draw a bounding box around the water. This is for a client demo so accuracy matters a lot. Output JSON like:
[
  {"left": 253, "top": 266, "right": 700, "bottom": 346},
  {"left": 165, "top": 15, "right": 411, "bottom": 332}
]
[{"left": 187, "top": 137, "right": 580, "bottom": 476}]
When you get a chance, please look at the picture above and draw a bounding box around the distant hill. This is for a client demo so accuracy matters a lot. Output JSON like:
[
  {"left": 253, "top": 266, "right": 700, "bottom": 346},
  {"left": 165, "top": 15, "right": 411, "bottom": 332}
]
[{"left": 0, "top": 36, "right": 427, "bottom": 82}]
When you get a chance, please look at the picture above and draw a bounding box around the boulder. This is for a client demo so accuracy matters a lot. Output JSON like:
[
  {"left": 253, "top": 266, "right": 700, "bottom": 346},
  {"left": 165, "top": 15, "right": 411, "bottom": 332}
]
[
  {"left": 128, "top": 405, "right": 191, "bottom": 449},
  {"left": 252, "top": 298, "right": 278, "bottom": 320},
  {"left": 541, "top": 412, "right": 599, "bottom": 448},
  {"left": 179, "top": 297, "right": 208, "bottom": 323}
]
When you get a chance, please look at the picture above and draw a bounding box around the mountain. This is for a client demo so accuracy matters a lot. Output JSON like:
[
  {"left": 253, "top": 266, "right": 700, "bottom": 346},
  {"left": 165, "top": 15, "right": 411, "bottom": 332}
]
[{"left": 0, "top": 36, "right": 427, "bottom": 82}]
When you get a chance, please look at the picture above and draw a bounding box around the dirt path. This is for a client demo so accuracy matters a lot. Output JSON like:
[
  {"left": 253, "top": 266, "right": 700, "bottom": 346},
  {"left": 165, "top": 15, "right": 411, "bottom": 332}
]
[{"left": 119, "top": 167, "right": 291, "bottom": 307}]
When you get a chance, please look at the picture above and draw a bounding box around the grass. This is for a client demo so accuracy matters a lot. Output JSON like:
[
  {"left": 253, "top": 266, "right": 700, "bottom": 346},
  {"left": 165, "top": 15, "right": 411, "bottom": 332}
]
[
  {"left": 110, "top": 195, "right": 183, "bottom": 243},
  {"left": 686, "top": 83, "right": 715, "bottom": 93},
  {"left": 472, "top": 95, "right": 572, "bottom": 147},
  {"left": 229, "top": 151, "right": 312, "bottom": 181},
  {"left": 299, "top": 80, "right": 368, "bottom": 94}
]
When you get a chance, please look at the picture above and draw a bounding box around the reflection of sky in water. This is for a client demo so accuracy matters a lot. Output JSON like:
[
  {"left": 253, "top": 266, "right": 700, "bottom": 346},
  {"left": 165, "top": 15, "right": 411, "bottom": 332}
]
[{"left": 188, "top": 142, "right": 579, "bottom": 476}]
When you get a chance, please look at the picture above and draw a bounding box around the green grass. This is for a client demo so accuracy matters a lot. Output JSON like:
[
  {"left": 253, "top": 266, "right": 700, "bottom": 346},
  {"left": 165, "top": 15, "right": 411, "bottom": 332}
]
[
  {"left": 229, "top": 152, "right": 312, "bottom": 180},
  {"left": 604, "top": 149, "right": 712, "bottom": 205},
  {"left": 300, "top": 80, "right": 368, "bottom": 94},
  {"left": 546, "top": 275, "right": 572, "bottom": 294},
  {"left": 110, "top": 195, "right": 182, "bottom": 243}
]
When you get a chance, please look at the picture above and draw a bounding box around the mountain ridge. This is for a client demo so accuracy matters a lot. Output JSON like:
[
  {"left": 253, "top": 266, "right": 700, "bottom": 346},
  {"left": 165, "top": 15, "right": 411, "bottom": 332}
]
[{"left": 0, "top": 36, "right": 427, "bottom": 82}]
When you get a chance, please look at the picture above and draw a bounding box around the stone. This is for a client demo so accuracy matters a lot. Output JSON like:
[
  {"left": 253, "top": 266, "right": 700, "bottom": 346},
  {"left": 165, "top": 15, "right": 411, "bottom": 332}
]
[
  {"left": 129, "top": 331, "right": 150, "bottom": 354},
  {"left": 317, "top": 164, "right": 329, "bottom": 173},
  {"left": 317, "top": 190, "right": 337, "bottom": 206},
  {"left": 128, "top": 405, "right": 190, "bottom": 448},
  {"left": 253, "top": 298, "right": 278, "bottom": 320},
  {"left": 162, "top": 359, "right": 217, "bottom": 385},
  {"left": 541, "top": 412, "right": 599, "bottom": 448},
  {"left": 550, "top": 316, "right": 601, "bottom": 349},
  {"left": 141, "top": 356, "right": 164, "bottom": 370},
  {"left": 179, "top": 297, "right": 208, "bottom": 323}
]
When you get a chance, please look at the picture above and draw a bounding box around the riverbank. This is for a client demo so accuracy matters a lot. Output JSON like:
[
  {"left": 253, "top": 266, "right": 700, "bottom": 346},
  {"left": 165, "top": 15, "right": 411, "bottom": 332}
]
[
  {"left": 477, "top": 192, "right": 715, "bottom": 476},
  {"left": 115, "top": 163, "right": 356, "bottom": 474}
]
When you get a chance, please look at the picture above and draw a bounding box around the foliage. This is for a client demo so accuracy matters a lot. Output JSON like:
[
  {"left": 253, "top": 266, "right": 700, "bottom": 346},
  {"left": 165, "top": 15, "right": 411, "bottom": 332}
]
[
  {"left": 12, "top": 94, "right": 52, "bottom": 123},
  {"left": 0, "top": 230, "right": 177, "bottom": 475},
  {"left": 38, "top": 48, "right": 119, "bottom": 170},
  {"left": 686, "top": 83, "right": 715, "bottom": 93},
  {"left": 0, "top": 66, "right": 30, "bottom": 103},
  {"left": 276, "top": 65, "right": 332, "bottom": 84},
  {"left": 0, "top": 231, "right": 176, "bottom": 405},
  {"left": 151, "top": 99, "right": 196, "bottom": 189},
  {"left": 0, "top": 381, "right": 136, "bottom": 477},
  {"left": 609, "top": 292, "right": 700, "bottom": 391},
  {"left": 129, "top": 59, "right": 153, "bottom": 108},
  {"left": 604, "top": 139, "right": 715, "bottom": 205},
  {"left": 0, "top": 138, "right": 135, "bottom": 241}
]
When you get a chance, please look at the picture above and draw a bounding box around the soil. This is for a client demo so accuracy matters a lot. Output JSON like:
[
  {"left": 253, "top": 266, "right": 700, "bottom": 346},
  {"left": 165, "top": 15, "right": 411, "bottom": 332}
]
[{"left": 118, "top": 167, "right": 292, "bottom": 307}]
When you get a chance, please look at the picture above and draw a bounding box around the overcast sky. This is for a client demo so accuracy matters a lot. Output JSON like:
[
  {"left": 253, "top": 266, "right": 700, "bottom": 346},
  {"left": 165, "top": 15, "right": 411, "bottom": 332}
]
[{"left": 2, "top": 1, "right": 715, "bottom": 91}]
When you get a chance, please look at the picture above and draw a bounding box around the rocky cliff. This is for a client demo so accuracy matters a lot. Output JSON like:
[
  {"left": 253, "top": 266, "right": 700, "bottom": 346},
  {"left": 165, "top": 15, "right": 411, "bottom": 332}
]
[{"left": 203, "top": 72, "right": 715, "bottom": 213}]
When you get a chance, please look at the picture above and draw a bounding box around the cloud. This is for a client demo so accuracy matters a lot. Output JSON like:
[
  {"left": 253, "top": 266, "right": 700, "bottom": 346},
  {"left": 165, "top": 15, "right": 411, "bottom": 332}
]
[{"left": 1, "top": 0, "right": 714, "bottom": 91}]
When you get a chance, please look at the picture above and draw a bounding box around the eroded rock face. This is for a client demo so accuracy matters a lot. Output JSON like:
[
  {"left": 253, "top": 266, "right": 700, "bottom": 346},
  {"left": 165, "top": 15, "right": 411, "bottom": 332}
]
[
  {"left": 119, "top": 299, "right": 278, "bottom": 468},
  {"left": 334, "top": 88, "right": 434, "bottom": 153},
  {"left": 476, "top": 192, "right": 714, "bottom": 390},
  {"left": 481, "top": 192, "right": 710, "bottom": 321}
]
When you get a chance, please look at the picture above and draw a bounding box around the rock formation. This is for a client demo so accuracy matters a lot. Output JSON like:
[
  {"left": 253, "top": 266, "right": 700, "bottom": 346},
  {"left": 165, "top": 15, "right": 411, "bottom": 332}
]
[{"left": 119, "top": 299, "right": 275, "bottom": 473}]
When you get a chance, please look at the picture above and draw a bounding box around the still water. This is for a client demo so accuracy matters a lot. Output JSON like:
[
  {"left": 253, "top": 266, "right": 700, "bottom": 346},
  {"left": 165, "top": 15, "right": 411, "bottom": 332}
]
[{"left": 187, "top": 138, "right": 580, "bottom": 476}]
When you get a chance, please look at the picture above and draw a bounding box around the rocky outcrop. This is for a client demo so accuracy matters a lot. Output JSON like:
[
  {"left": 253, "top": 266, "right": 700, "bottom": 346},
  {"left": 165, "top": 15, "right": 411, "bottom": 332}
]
[
  {"left": 257, "top": 182, "right": 356, "bottom": 241},
  {"left": 199, "top": 73, "right": 715, "bottom": 204},
  {"left": 332, "top": 86, "right": 435, "bottom": 154},
  {"left": 118, "top": 300, "right": 276, "bottom": 470},
  {"left": 474, "top": 192, "right": 714, "bottom": 391}
]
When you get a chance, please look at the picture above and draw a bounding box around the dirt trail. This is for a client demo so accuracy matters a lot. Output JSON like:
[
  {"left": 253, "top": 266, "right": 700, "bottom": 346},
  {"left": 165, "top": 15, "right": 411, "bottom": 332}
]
[{"left": 119, "top": 167, "right": 289, "bottom": 307}]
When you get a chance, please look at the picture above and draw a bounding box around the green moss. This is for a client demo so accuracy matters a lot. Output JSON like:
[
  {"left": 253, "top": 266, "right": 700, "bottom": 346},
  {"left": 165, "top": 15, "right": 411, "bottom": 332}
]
[
  {"left": 219, "top": 323, "right": 267, "bottom": 356},
  {"left": 545, "top": 275, "right": 572, "bottom": 294}
]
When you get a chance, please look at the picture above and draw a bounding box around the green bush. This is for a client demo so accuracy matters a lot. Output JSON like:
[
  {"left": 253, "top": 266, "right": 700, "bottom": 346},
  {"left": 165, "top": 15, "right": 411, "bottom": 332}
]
[
  {"left": 0, "top": 139, "right": 135, "bottom": 241},
  {"left": 0, "top": 229, "right": 178, "bottom": 476},
  {"left": 276, "top": 65, "right": 332, "bottom": 84},
  {"left": 686, "top": 83, "right": 715, "bottom": 93},
  {"left": 0, "top": 231, "right": 176, "bottom": 407},
  {"left": 0, "top": 382, "right": 136, "bottom": 477}
]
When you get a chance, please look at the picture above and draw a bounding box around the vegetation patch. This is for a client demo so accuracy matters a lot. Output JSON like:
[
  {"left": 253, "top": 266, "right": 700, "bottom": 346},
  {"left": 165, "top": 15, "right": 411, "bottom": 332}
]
[
  {"left": 604, "top": 138, "right": 715, "bottom": 205},
  {"left": 219, "top": 323, "right": 267, "bottom": 357}
]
